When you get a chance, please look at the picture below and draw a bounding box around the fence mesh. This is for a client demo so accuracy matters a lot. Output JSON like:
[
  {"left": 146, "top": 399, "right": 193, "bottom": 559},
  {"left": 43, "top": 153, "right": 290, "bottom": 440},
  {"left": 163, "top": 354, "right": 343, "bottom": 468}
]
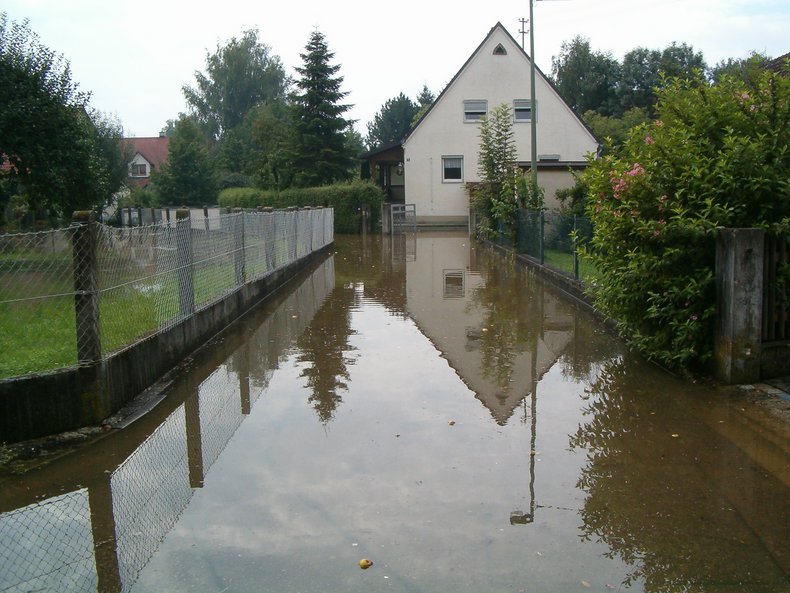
[
  {"left": 0, "top": 208, "right": 333, "bottom": 379},
  {"left": 514, "top": 209, "right": 594, "bottom": 282},
  {"left": 0, "top": 489, "right": 97, "bottom": 593},
  {"left": 0, "top": 228, "right": 79, "bottom": 376},
  {"left": 111, "top": 407, "right": 192, "bottom": 592}
]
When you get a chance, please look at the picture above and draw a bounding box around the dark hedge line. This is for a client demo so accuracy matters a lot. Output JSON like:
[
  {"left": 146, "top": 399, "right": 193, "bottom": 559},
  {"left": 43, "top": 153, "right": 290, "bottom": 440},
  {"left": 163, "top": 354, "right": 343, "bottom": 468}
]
[{"left": 218, "top": 180, "right": 385, "bottom": 234}]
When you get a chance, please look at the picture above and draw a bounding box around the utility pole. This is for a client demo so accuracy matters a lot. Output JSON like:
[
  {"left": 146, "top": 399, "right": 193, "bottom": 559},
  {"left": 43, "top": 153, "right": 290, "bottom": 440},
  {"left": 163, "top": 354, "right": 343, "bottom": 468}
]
[
  {"left": 529, "top": 0, "right": 538, "bottom": 198},
  {"left": 518, "top": 18, "right": 528, "bottom": 50}
]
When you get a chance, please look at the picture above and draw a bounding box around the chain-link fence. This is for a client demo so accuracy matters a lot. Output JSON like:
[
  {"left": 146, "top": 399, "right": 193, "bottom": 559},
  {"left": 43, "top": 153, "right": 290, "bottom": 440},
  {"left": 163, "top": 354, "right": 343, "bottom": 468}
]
[
  {"left": 0, "top": 489, "right": 97, "bottom": 592},
  {"left": 0, "top": 208, "right": 334, "bottom": 379},
  {"left": 514, "top": 209, "right": 595, "bottom": 283},
  {"left": 111, "top": 407, "right": 193, "bottom": 592},
  {"left": 0, "top": 227, "right": 80, "bottom": 376}
]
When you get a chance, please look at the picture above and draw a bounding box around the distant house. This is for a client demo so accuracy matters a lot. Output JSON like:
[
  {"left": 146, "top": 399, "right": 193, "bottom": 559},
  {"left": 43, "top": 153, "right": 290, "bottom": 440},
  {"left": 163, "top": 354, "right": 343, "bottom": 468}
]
[
  {"left": 126, "top": 135, "right": 170, "bottom": 189},
  {"left": 367, "top": 22, "right": 599, "bottom": 227}
]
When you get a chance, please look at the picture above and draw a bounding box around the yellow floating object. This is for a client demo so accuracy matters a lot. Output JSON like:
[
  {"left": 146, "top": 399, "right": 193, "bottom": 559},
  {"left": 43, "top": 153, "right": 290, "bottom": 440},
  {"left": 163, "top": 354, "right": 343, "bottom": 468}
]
[
  {"left": 359, "top": 558, "right": 373, "bottom": 569},
  {"left": 448, "top": 420, "right": 456, "bottom": 426}
]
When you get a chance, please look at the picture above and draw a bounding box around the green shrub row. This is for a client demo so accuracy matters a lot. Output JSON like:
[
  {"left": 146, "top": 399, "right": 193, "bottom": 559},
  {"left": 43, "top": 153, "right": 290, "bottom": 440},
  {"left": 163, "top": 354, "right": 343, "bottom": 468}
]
[{"left": 218, "top": 180, "right": 385, "bottom": 234}]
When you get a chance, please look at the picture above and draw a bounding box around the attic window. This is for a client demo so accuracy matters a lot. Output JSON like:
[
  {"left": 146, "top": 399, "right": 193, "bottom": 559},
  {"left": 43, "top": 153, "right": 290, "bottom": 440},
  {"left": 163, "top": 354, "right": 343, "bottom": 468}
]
[
  {"left": 131, "top": 163, "right": 147, "bottom": 177},
  {"left": 514, "top": 99, "right": 535, "bottom": 122},
  {"left": 463, "top": 100, "right": 487, "bottom": 122},
  {"left": 493, "top": 43, "right": 507, "bottom": 56}
]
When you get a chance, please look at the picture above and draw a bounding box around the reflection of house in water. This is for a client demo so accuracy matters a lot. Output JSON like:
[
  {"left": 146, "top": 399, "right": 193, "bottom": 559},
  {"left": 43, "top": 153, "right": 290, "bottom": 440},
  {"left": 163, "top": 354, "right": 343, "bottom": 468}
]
[
  {"left": 403, "top": 232, "right": 575, "bottom": 424},
  {"left": 0, "top": 258, "right": 335, "bottom": 593}
]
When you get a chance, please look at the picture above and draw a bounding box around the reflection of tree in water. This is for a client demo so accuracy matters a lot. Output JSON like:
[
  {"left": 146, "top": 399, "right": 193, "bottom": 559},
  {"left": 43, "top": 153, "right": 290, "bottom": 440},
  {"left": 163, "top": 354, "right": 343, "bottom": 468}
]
[
  {"left": 469, "top": 251, "right": 544, "bottom": 389},
  {"left": 571, "top": 357, "right": 789, "bottom": 592},
  {"left": 555, "top": 304, "right": 622, "bottom": 383},
  {"left": 296, "top": 285, "right": 357, "bottom": 424}
]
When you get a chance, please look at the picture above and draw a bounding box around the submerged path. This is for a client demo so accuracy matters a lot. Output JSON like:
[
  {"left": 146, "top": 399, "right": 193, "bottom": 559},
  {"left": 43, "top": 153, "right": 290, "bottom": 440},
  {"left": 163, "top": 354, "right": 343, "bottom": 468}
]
[{"left": 1, "top": 232, "right": 788, "bottom": 593}]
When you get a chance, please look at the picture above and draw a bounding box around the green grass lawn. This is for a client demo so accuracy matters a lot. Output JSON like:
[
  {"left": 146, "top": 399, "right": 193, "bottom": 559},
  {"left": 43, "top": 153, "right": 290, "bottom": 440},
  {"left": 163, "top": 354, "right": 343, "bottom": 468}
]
[
  {"left": 0, "top": 261, "right": 247, "bottom": 378},
  {"left": 543, "top": 248, "right": 599, "bottom": 283}
]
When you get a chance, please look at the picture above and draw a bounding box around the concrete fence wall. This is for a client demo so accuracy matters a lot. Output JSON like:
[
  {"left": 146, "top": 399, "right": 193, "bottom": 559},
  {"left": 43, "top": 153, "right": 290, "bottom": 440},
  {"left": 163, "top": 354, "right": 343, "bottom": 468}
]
[{"left": 0, "top": 208, "right": 334, "bottom": 443}]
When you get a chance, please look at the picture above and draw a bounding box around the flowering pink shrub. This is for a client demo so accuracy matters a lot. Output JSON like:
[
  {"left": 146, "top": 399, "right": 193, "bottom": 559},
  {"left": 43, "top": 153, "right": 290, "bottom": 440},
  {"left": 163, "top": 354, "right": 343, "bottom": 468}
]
[{"left": 580, "top": 66, "right": 789, "bottom": 372}]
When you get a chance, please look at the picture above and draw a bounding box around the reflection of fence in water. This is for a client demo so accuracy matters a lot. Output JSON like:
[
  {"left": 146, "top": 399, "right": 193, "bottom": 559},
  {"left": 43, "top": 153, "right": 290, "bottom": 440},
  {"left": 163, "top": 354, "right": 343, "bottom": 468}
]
[
  {"left": 111, "top": 409, "right": 192, "bottom": 591},
  {"left": 0, "top": 255, "right": 337, "bottom": 593},
  {"left": 0, "top": 489, "right": 96, "bottom": 592}
]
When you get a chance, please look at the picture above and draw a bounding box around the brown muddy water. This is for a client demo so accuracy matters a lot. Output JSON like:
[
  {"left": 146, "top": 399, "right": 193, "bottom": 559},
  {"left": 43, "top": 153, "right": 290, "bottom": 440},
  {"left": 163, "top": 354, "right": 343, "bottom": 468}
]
[{"left": 1, "top": 231, "right": 788, "bottom": 593}]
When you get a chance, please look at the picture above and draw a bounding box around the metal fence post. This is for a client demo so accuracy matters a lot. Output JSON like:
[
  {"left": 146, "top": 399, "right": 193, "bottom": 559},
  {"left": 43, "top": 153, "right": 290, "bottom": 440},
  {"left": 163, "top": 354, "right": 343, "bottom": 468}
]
[
  {"left": 233, "top": 208, "right": 245, "bottom": 286},
  {"left": 176, "top": 208, "right": 195, "bottom": 316},
  {"left": 71, "top": 210, "right": 101, "bottom": 364},
  {"left": 573, "top": 214, "right": 580, "bottom": 280},
  {"left": 539, "top": 210, "right": 545, "bottom": 265}
]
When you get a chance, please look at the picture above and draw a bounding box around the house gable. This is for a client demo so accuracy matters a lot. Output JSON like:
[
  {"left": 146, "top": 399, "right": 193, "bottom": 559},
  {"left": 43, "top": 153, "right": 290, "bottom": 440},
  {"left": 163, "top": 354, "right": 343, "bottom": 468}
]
[
  {"left": 403, "top": 22, "right": 599, "bottom": 222},
  {"left": 126, "top": 136, "right": 170, "bottom": 188}
]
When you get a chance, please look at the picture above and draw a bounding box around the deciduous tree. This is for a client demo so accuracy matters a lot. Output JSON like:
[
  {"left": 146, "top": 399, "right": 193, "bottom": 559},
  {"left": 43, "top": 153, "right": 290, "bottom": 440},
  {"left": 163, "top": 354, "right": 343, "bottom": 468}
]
[
  {"left": 551, "top": 36, "right": 621, "bottom": 116},
  {"left": 0, "top": 14, "right": 129, "bottom": 220},
  {"left": 618, "top": 43, "right": 706, "bottom": 115},
  {"left": 183, "top": 28, "right": 288, "bottom": 141},
  {"left": 153, "top": 116, "right": 217, "bottom": 205}
]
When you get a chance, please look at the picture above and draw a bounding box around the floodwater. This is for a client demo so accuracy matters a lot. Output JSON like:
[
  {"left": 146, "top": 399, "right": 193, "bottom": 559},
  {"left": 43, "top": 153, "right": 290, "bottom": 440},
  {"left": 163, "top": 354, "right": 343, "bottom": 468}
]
[{"left": 1, "top": 231, "right": 788, "bottom": 593}]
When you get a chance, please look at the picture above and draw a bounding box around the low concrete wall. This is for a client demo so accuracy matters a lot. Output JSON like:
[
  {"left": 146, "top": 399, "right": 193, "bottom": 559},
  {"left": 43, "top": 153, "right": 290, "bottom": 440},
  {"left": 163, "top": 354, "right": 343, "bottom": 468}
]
[{"left": 0, "top": 245, "right": 332, "bottom": 444}]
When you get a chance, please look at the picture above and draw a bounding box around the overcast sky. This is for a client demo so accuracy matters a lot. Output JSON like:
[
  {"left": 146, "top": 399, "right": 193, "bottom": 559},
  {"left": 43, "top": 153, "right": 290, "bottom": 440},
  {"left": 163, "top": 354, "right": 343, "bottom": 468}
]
[{"left": 4, "top": 0, "right": 788, "bottom": 138}]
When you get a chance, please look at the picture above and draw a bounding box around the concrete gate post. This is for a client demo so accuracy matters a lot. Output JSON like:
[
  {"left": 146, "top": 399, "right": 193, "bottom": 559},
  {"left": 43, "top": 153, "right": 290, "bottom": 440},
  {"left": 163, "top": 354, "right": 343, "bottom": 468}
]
[{"left": 714, "top": 228, "right": 764, "bottom": 384}]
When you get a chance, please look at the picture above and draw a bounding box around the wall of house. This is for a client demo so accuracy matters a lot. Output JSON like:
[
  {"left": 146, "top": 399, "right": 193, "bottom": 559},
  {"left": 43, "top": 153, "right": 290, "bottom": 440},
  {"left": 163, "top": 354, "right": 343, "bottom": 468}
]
[{"left": 403, "top": 25, "right": 598, "bottom": 221}]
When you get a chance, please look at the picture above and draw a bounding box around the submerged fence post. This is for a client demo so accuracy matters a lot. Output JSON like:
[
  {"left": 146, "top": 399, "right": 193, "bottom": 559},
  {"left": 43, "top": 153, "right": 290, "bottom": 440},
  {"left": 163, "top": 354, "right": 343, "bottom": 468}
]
[
  {"left": 72, "top": 210, "right": 101, "bottom": 364},
  {"left": 714, "top": 228, "right": 764, "bottom": 384},
  {"left": 176, "top": 208, "right": 195, "bottom": 317}
]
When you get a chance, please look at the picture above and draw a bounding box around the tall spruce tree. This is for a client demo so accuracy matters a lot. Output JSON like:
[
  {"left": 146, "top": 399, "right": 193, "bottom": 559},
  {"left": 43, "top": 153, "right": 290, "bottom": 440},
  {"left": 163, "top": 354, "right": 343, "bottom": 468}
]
[{"left": 290, "top": 29, "right": 354, "bottom": 187}]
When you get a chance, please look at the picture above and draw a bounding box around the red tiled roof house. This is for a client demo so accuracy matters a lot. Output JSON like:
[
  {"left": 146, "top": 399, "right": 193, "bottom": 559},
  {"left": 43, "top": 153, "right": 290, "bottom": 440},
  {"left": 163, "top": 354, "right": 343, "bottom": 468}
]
[{"left": 127, "top": 135, "right": 169, "bottom": 188}]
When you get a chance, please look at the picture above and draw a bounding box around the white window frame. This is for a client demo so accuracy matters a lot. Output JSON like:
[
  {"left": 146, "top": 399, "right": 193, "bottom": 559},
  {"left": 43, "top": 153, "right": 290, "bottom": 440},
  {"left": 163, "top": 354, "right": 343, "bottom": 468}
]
[
  {"left": 130, "top": 163, "right": 147, "bottom": 177},
  {"left": 463, "top": 100, "right": 487, "bottom": 122},
  {"left": 442, "top": 155, "right": 464, "bottom": 183},
  {"left": 513, "top": 99, "right": 535, "bottom": 123}
]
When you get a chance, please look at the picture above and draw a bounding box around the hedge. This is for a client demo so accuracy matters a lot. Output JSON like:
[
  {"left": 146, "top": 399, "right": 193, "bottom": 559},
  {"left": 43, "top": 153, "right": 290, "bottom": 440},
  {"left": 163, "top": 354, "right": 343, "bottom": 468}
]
[{"left": 218, "top": 180, "right": 386, "bottom": 234}]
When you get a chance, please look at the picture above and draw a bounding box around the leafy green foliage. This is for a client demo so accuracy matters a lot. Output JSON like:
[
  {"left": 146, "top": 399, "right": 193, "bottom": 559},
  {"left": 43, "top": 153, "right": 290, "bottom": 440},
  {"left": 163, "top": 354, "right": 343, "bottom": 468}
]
[
  {"left": 0, "top": 14, "right": 130, "bottom": 221},
  {"left": 582, "top": 68, "right": 789, "bottom": 371},
  {"left": 582, "top": 107, "right": 651, "bottom": 150},
  {"left": 551, "top": 36, "right": 621, "bottom": 116},
  {"left": 290, "top": 30, "right": 355, "bottom": 188},
  {"left": 709, "top": 51, "right": 771, "bottom": 84},
  {"left": 618, "top": 44, "right": 706, "bottom": 116},
  {"left": 471, "top": 103, "right": 537, "bottom": 241},
  {"left": 219, "top": 179, "right": 385, "bottom": 234},
  {"left": 152, "top": 116, "right": 218, "bottom": 206},
  {"left": 366, "top": 93, "right": 419, "bottom": 148},
  {"left": 182, "top": 28, "right": 288, "bottom": 141}
]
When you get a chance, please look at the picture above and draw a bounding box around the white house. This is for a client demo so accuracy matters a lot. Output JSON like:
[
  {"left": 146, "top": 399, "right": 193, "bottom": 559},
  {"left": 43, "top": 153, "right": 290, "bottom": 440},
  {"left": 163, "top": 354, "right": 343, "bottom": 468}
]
[{"left": 402, "top": 22, "right": 599, "bottom": 226}]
